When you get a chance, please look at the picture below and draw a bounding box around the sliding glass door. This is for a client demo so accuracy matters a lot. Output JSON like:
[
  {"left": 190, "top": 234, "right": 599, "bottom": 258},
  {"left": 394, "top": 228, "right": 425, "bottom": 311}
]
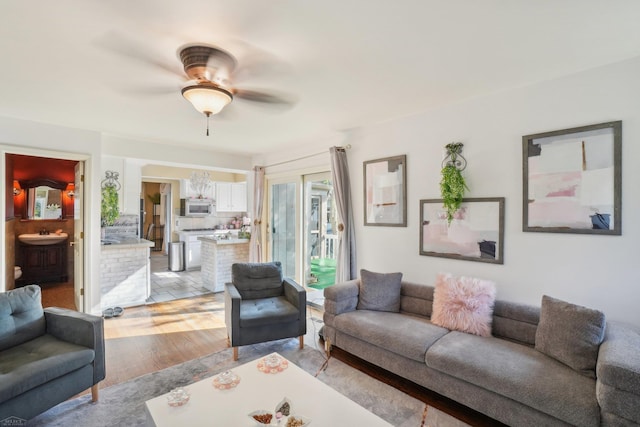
[
  {"left": 267, "top": 172, "right": 337, "bottom": 288},
  {"left": 303, "top": 172, "right": 337, "bottom": 289},
  {"left": 268, "top": 179, "right": 300, "bottom": 280}
]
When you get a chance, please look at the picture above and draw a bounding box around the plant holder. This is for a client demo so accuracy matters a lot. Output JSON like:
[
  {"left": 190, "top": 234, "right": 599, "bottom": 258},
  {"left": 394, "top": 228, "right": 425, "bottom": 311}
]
[{"left": 441, "top": 142, "right": 467, "bottom": 171}]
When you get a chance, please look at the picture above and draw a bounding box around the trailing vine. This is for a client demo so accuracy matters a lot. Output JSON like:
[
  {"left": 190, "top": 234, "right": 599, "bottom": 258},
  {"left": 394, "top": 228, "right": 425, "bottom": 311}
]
[
  {"left": 440, "top": 143, "right": 469, "bottom": 224},
  {"left": 101, "top": 185, "right": 120, "bottom": 226}
]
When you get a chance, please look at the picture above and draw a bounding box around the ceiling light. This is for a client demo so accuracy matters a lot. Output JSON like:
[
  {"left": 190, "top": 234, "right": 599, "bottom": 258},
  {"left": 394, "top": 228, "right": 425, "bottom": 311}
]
[
  {"left": 181, "top": 83, "right": 233, "bottom": 136},
  {"left": 181, "top": 83, "right": 233, "bottom": 115}
]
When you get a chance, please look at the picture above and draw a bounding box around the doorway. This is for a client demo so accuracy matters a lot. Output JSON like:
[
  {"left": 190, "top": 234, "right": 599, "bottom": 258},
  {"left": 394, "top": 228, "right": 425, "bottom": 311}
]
[
  {"left": 267, "top": 172, "right": 337, "bottom": 294},
  {"left": 303, "top": 172, "right": 337, "bottom": 290},
  {"left": 5, "top": 153, "right": 82, "bottom": 310}
]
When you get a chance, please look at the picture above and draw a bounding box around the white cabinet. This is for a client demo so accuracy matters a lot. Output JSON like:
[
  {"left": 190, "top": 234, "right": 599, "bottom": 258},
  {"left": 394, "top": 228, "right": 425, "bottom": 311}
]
[
  {"left": 215, "top": 182, "right": 247, "bottom": 212},
  {"left": 180, "top": 179, "right": 214, "bottom": 199}
]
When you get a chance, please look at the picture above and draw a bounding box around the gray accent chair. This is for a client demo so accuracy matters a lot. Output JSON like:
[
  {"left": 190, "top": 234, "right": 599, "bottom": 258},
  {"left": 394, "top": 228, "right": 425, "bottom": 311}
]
[
  {"left": 225, "top": 262, "right": 306, "bottom": 360},
  {"left": 0, "top": 285, "right": 105, "bottom": 421}
]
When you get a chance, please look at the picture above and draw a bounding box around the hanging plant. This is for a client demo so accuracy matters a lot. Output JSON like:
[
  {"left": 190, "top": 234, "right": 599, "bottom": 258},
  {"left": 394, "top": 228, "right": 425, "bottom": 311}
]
[
  {"left": 101, "top": 185, "right": 120, "bottom": 226},
  {"left": 440, "top": 143, "right": 469, "bottom": 224}
]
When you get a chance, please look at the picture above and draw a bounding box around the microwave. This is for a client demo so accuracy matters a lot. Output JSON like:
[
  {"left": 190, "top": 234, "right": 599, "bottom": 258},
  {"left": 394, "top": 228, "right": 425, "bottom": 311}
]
[{"left": 180, "top": 198, "right": 214, "bottom": 217}]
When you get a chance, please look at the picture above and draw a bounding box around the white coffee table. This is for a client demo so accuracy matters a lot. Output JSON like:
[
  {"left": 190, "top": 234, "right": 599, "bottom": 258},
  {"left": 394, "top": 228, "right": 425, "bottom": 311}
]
[{"left": 145, "top": 352, "right": 393, "bottom": 426}]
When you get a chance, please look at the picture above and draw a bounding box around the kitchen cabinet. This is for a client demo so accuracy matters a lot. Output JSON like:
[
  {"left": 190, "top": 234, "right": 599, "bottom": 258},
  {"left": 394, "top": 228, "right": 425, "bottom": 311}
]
[
  {"left": 180, "top": 179, "right": 214, "bottom": 199},
  {"left": 19, "top": 243, "right": 68, "bottom": 283},
  {"left": 215, "top": 182, "right": 247, "bottom": 212}
]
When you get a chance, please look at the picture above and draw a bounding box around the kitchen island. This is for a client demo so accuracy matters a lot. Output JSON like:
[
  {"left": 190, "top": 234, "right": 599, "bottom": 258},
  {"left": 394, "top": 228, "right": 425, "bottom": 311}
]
[
  {"left": 199, "top": 236, "right": 249, "bottom": 292},
  {"left": 100, "top": 236, "right": 154, "bottom": 309}
]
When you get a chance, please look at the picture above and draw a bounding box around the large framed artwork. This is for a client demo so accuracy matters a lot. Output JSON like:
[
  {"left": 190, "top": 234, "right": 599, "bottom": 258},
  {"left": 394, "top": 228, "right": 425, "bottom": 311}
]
[
  {"left": 363, "top": 155, "right": 407, "bottom": 226},
  {"left": 522, "top": 121, "right": 621, "bottom": 235},
  {"left": 420, "top": 197, "right": 504, "bottom": 264}
]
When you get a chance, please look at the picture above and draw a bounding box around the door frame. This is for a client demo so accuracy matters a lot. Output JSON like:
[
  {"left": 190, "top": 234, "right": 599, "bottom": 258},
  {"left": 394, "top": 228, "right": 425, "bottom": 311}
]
[{"left": 1, "top": 147, "right": 90, "bottom": 312}]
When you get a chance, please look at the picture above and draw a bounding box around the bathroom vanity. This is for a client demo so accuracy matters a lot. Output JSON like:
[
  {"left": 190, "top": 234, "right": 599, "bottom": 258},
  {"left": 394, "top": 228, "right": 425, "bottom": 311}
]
[{"left": 18, "top": 241, "right": 68, "bottom": 283}]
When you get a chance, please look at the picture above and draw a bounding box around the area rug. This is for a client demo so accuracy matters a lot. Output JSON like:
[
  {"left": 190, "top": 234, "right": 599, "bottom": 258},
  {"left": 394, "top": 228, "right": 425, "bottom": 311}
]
[{"left": 29, "top": 339, "right": 466, "bottom": 427}]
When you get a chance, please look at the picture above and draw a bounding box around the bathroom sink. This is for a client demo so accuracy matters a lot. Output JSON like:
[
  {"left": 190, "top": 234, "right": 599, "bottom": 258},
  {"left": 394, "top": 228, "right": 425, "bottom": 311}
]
[{"left": 18, "top": 233, "right": 68, "bottom": 245}]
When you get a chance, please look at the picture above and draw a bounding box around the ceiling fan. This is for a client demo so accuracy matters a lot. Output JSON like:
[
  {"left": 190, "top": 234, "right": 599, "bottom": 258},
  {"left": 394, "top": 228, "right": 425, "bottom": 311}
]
[
  {"left": 95, "top": 34, "right": 296, "bottom": 135},
  {"left": 178, "top": 44, "right": 295, "bottom": 135}
]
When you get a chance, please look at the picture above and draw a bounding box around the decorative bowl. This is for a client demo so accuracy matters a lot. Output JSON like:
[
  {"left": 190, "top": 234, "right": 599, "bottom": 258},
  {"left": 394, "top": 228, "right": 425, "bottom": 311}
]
[
  {"left": 166, "top": 387, "right": 190, "bottom": 407},
  {"left": 284, "top": 414, "right": 311, "bottom": 426},
  {"left": 248, "top": 410, "right": 273, "bottom": 425},
  {"left": 213, "top": 370, "right": 240, "bottom": 389}
]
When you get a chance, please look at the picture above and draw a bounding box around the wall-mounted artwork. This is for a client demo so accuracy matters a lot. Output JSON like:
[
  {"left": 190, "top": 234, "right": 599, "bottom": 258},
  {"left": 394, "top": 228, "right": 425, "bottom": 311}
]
[
  {"left": 364, "top": 155, "right": 407, "bottom": 226},
  {"left": 420, "top": 197, "right": 504, "bottom": 264},
  {"left": 522, "top": 121, "right": 621, "bottom": 235}
]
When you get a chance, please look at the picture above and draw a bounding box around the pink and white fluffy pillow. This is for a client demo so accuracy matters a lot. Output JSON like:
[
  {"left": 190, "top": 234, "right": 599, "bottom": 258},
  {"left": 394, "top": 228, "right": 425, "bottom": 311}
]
[{"left": 431, "top": 273, "right": 497, "bottom": 337}]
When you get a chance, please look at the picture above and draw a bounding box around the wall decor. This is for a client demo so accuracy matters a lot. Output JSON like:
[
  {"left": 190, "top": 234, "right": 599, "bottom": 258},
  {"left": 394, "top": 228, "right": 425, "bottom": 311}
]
[
  {"left": 364, "top": 155, "right": 407, "bottom": 226},
  {"left": 420, "top": 197, "right": 504, "bottom": 264},
  {"left": 440, "top": 142, "right": 468, "bottom": 224},
  {"left": 522, "top": 121, "right": 621, "bottom": 235}
]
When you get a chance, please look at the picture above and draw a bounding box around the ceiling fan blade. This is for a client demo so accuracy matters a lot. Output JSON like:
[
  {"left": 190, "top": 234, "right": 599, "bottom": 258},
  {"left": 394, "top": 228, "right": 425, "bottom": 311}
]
[
  {"left": 233, "top": 88, "right": 297, "bottom": 107},
  {"left": 94, "top": 31, "right": 185, "bottom": 79},
  {"left": 224, "top": 39, "right": 292, "bottom": 84}
]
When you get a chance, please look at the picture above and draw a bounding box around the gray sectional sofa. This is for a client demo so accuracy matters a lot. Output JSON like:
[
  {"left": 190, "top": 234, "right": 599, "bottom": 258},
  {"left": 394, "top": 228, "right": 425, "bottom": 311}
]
[
  {"left": 322, "top": 279, "right": 640, "bottom": 427},
  {"left": 0, "top": 285, "right": 105, "bottom": 421}
]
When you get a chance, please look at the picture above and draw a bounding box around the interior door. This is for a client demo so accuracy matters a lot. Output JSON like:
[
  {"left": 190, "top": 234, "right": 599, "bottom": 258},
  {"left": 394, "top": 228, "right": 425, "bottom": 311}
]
[{"left": 73, "top": 162, "right": 84, "bottom": 312}]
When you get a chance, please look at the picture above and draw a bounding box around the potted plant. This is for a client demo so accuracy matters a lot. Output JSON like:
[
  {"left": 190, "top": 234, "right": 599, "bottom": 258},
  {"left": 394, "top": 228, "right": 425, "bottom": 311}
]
[
  {"left": 440, "top": 143, "right": 468, "bottom": 224},
  {"left": 101, "top": 185, "right": 120, "bottom": 227}
]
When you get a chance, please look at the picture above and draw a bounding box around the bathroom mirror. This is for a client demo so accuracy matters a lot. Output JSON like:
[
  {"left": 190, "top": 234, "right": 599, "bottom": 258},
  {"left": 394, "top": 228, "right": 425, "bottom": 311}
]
[{"left": 19, "top": 179, "right": 67, "bottom": 220}]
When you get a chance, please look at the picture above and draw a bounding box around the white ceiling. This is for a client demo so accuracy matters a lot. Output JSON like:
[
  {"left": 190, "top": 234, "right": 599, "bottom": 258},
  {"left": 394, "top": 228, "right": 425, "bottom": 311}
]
[{"left": 2, "top": 1, "right": 640, "bottom": 157}]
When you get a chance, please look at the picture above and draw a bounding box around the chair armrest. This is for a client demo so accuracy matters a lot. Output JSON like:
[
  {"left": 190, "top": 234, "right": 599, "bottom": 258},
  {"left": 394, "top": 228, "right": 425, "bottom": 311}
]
[
  {"left": 283, "top": 278, "right": 306, "bottom": 310},
  {"left": 44, "top": 307, "right": 105, "bottom": 384},
  {"left": 323, "top": 279, "right": 359, "bottom": 316},
  {"left": 596, "top": 321, "right": 640, "bottom": 425},
  {"left": 225, "top": 283, "right": 242, "bottom": 344}
]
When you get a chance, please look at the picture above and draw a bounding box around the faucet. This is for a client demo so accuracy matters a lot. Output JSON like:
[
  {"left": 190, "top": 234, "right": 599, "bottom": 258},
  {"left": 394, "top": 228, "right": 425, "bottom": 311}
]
[{"left": 39, "top": 228, "right": 49, "bottom": 235}]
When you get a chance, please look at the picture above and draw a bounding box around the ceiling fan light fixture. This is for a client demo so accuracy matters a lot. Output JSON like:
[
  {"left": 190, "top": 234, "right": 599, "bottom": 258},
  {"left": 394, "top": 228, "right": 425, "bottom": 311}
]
[{"left": 181, "top": 83, "right": 233, "bottom": 116}]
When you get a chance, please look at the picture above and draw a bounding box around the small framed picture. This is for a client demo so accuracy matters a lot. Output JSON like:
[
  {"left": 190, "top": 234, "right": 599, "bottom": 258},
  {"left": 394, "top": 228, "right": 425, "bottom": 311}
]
[{"left": 363, "top": 155, "right": 407, "bottom": 227}]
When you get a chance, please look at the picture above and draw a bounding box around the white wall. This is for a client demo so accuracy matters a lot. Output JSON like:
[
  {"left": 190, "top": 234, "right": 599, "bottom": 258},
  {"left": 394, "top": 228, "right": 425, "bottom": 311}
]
[
  {"left": 0, "top": 116, "right": 103, "bottom": 314},
  {"left": 262, "top": 56, "right": 640, "bottom": 326}
]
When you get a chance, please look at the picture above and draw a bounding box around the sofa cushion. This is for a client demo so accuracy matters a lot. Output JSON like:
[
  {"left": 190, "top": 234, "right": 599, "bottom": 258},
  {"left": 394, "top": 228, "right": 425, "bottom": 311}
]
[
  {"left": 535, "top": 295, "right": 605, "bottom": 379},
  {"left": 232, "top": 262, "right": 284, "bottom": 299},
  {"left": 0, "top": 285, "right": 46, "bottom": 352},
  {"left": 357, "top": 269, "right": 402, "bottom": 312},
  {"left": 431, "top": 273, "right": 496, "bottom": 337},
  {"left": 426, "top": 331, "right": 600, "bottom": 427},
  {"left": 240, "top": 296, "right": 299, "bottom": 328},
  {"left": 0, "top": 334, "right": 95, "bottom": 403},
  {"left": 334, "top": 310, "right": 449, "bottom": 362}
]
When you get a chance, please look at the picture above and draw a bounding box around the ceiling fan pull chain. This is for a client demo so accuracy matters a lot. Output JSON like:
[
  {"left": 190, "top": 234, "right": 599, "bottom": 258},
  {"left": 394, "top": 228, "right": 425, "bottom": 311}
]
[{"left": 206, "top": 112, "right": 211, "bottom": 136}]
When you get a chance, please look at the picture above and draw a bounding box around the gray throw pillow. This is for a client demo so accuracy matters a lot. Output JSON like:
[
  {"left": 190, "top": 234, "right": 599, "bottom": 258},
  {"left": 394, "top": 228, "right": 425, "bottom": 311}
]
[
  {"left": 535, "top": 295, "right": 606, "bottom": 378},
  {"left": 357, "top": 269, "right": 403, "bottom": 312}
]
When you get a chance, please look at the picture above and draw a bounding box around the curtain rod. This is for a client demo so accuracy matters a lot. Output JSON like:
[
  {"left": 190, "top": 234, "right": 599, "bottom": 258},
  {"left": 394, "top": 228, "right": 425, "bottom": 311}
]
[{"left": 263, "top": 144, "right": 351, "bottom": 168}]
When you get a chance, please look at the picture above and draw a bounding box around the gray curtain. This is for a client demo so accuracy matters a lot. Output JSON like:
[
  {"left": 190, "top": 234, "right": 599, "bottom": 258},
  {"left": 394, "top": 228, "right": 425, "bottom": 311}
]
[
  {"left": 330, "top": 146, "right": 357, "bottom": 281},
  {"left": 250, "top": 166, "right": 265, "bottom": 262}
]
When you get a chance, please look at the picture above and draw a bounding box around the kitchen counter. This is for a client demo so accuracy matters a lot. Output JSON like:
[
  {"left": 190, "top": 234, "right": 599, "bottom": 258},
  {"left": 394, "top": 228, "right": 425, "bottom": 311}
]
[
  {"left": 197, "top": 236, "right": 249, "bottom": 244},
  {"left": 100, "top": 236, "right": 153, "bottom": 309},
  {"left": 199, "top": 236, "right": 250, "bottom": 292},
  {"left": 101, "top": 236, "right": 154, "bottom": 248}
]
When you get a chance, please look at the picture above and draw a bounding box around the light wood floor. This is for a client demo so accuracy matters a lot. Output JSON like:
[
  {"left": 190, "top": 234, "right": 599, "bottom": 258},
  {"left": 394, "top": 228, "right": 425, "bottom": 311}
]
[
  {"left": 51, "top": 288, "right": 499, "bottom": 426},
  {"left": 101, "top": 293, "right": 230, "bottom": 388}
]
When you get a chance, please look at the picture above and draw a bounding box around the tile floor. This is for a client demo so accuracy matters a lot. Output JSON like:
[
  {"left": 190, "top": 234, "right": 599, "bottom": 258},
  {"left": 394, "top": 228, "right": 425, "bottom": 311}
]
[
  {"left": 147, "top": 252, "right": 327, "bottom": 308},
  {"left": 147, "top": 252, "right": 211, "bottom": 303}
]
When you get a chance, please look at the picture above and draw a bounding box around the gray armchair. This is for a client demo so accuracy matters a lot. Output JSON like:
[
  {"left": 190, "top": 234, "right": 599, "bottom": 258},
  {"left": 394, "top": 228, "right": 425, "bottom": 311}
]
[
  {"left": 225, "top": 262, "right": 306, "bottom": 360},
  {"left": 0, "top": 285, "right": 105, "bottom": 421}
]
